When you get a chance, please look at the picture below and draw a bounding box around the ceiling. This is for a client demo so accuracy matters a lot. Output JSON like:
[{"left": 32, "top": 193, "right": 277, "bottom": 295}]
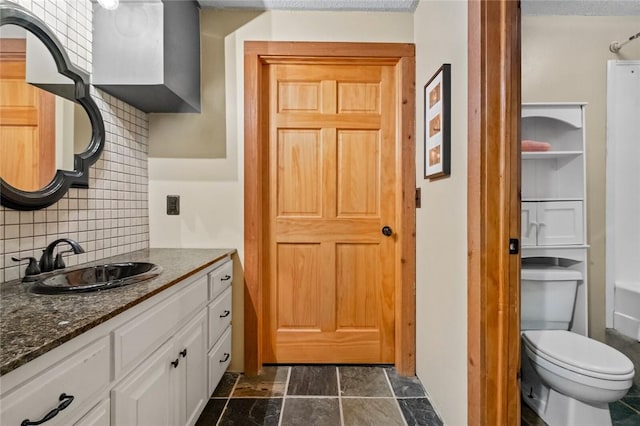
[
  {"left": 196, "top": 0, "right": 640, "bottom": 15},
  {"left": 196, "top": 0, "right": 418, "bottom": 12}
]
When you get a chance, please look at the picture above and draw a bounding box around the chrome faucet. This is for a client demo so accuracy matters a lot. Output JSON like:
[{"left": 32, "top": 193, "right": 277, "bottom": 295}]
[{"left": 39, "top": 238, "right": 85, "bottom": 273}]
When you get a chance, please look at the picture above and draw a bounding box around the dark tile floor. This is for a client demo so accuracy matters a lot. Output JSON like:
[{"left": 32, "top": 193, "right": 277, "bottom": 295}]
[
  {"left": 522, "top": 329, "right": 640, "bottom": 426},
  {"left": 196, "top": 365, "right": 443, "bottom": 426}
]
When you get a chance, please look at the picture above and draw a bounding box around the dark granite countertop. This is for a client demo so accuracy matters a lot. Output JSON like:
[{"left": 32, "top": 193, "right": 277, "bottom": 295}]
[{"left": 0, "top": 248, "right": 235, "bottom": 376}]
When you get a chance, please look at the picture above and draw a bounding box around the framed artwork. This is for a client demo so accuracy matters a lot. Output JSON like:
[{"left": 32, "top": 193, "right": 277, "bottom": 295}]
[{"left": 424, "top": 64, "right": 451, "bottom": 179}]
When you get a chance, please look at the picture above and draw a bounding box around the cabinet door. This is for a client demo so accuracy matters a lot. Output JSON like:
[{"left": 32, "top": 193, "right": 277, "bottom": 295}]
[
  {"left": 537, "top": 201, "right": 583, "bottom": 246},
  {"left": 521, "top": 202, "right": 538, "bottom": 247},
  {"left": 111, "top": 340, "right": 175, "bottom": 426},
  {"left": 174, "top": 310, "right": 208, "bottom": 426}
]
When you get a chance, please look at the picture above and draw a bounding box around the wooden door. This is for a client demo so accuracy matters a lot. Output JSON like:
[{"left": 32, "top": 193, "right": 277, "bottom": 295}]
[
  {"left": 264, "top": 61, "right": 398, "bottom": 363},
  {"left": 0, "top": 38, "right": 55, "bottom": 191}
]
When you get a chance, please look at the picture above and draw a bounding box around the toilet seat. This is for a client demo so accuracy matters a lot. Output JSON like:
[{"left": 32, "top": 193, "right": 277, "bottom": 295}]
[{"left": 522, "top": 330, "right": 634, "bottom": 381}]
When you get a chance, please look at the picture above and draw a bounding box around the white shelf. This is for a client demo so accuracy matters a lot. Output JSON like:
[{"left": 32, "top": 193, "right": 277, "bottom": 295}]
[
  {"left": 523, "top": 244, "right": 590, "bottom": 250},
  {"left": 522, "top": 151, "right": 583, "bottom": 160},
  {"left": 521, "top": 103, "right": 589, "bottom": 336},
  {"left": 522, "top": 197, "right": 584, "bottom": 202},
  {"left": 521, "top": 104, "right": 584, "bottom": 128}
]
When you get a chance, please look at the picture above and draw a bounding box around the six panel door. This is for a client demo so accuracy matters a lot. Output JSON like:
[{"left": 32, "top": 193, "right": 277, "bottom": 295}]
[{"left": 264, "top": 61, "right": 398, "bottom": 363}]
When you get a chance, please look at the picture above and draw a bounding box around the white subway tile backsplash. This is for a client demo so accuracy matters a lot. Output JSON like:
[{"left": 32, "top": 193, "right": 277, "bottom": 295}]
[{"left": 1, "top": 0, "right": 149, "bottom": 283}]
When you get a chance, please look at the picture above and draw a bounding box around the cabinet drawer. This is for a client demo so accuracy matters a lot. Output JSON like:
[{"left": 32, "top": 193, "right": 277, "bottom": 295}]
[
  {"left": 74, "top": 398, "right": 110, "bottom": 426},
  {"left": 208, "top": 327, "right": 231, "bottom": 395},
  {"left": 209, "top": 259, "right": 233, "bottom": 300},
  {"left": 209, "top": 287, "right": 232, "bottom": 348},
  {"left": 113, "top": 275, "right": 208, "bottom": 377},
  {"left": 1, "top": 336, "right": 110, "bottom": 426}
]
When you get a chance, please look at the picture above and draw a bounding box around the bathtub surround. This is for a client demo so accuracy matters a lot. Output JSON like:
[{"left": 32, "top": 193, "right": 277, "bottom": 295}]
[
  {"left": 0, "top": 0, "right": 150, "bottom": 283},
  {"left": 606, "top": 60, "right": 640, "bottom": 341}
]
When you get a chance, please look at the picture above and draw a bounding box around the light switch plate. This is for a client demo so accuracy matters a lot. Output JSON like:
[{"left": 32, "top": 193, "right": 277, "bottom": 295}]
[{"left": 167, "top": 195, "right": 180, "bottom": 215}]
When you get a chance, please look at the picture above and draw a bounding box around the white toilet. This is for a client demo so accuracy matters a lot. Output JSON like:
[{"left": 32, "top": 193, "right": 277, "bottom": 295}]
[{"left": 521, "top": 265, "right": 635, "bottom": 426}]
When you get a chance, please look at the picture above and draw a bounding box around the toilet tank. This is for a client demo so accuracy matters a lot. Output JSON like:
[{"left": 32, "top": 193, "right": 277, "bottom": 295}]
[{"left": 521, "top": 265, "right": 583, "bottom": 331}]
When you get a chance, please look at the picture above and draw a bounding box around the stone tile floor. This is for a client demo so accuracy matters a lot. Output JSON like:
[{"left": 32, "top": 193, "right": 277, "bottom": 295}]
[
  {"left": 522, "top": 329, "right": 640, "bottom": 426},
  {"left": 195, "top": 365, "right": 443, "bottom": 426}
]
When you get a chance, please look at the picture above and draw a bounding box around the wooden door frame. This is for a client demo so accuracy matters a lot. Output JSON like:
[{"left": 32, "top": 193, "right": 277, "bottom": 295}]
[
  {"left": 244, "top": 41, "right": 416, "bottom": 376},
  {"left": 467, "top": 1, "right": 521, "bottom": 425}
]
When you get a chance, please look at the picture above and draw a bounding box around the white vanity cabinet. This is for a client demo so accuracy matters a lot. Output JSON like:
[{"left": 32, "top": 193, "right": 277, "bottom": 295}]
[
  {"left": 0, "top": 253, "right": 234, "bottom": 426},
  {"left": 111, "top": 310, "right": 207, "bottom": 426},
  {"left": 521, "top": 103, "right": 589, "bottom": 335},
  {"left": 112, "top": 258, "right": 232, "bottom": 426}
]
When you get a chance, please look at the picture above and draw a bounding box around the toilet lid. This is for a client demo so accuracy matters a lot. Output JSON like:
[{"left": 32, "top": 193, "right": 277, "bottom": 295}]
[{"left": 522, "top": 330, "right": 635, "bottom": 379}]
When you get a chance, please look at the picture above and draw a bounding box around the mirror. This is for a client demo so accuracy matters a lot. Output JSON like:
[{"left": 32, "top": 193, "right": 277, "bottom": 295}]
[{"left": 0, "top": 2, "right": 105, "bottom": 210}]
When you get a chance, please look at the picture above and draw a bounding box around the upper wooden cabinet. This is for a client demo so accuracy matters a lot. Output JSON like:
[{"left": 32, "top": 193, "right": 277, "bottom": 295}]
[{"left": 92, "top": 1, "right": 201, "bottom": 113}]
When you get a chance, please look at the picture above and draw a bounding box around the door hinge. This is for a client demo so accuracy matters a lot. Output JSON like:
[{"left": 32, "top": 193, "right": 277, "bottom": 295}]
[
  {"left": 509, "top": 238, "right": 519, "bottom": 254},
  {"left": 415, "top": 188, "right": 421, "bottom": 208}
]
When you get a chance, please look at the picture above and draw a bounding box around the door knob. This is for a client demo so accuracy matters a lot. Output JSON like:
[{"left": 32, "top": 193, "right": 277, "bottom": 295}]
[{"left": 381, "top": 226, "right": 393, "bottom": 237}]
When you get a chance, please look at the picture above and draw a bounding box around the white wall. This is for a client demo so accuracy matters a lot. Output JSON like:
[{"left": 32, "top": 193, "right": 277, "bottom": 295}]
[
  {"left": 148, "top": 9, "right": 414, "bottom": 372},
  {"left": 413, "top": 1, "right": 468, "bottom": 425},
  {"left": 522, "top": 15, "right": 640, "bottom": 341}
]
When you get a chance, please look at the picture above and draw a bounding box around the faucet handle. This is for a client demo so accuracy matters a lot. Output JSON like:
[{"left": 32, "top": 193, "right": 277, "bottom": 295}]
[
  {"left": 54, "top": 250, "right": 74, "bottom": 270},
  {"left": 12, "top": 256, "right": 41, "bottom": 276}
]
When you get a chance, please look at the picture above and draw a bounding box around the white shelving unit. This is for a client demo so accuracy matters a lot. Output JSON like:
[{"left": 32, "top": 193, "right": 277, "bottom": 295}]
[{"left": 521, "top": 102, "right": 590, "bottom": 336}]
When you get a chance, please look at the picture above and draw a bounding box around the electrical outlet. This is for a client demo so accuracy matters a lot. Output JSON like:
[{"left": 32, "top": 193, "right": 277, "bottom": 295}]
[{"left": 167, "top": 195, "right": 180, "bottom": 215}]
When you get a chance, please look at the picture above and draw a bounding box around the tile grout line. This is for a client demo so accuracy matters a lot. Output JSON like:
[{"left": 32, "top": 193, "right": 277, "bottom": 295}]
[
  {"left": 384, "top": 368, "right": 409, "bottom": 426},
  {"left": 215, "top": 374, "right": 240, "bottom": 426},
  {"left": 620, "top": 398, "right": 640, "bottom": 415},
  {"left": 277, "top": 367, "right": 292, "bottom": 426},
  {"left": 337, "top": 366, "right": 345, "bottom": 426}
]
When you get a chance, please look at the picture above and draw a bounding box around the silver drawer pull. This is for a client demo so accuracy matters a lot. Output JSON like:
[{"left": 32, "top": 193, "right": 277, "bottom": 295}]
[
  {"left": 21, "top": 393, "right": 74, "bottom": 426},
  {"left": 219, "top": 353, "right": 230, "bottom": 363},
  {"left": 221, "top": 275, "right": 232, "bottom": 281},
  {"left": 219, "top": 310, "right": 231, "bottom": 318}
]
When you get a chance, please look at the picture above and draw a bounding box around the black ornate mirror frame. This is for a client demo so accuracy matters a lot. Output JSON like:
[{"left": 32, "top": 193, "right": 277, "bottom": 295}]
[{"left": 0, "top": 2, "right": 105, "bottom": 210}]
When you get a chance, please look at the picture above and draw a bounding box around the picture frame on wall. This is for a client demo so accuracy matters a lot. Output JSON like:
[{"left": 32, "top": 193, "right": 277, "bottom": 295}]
[{"left": 424, "top": 64, "right": 451, "bottom": 179}]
